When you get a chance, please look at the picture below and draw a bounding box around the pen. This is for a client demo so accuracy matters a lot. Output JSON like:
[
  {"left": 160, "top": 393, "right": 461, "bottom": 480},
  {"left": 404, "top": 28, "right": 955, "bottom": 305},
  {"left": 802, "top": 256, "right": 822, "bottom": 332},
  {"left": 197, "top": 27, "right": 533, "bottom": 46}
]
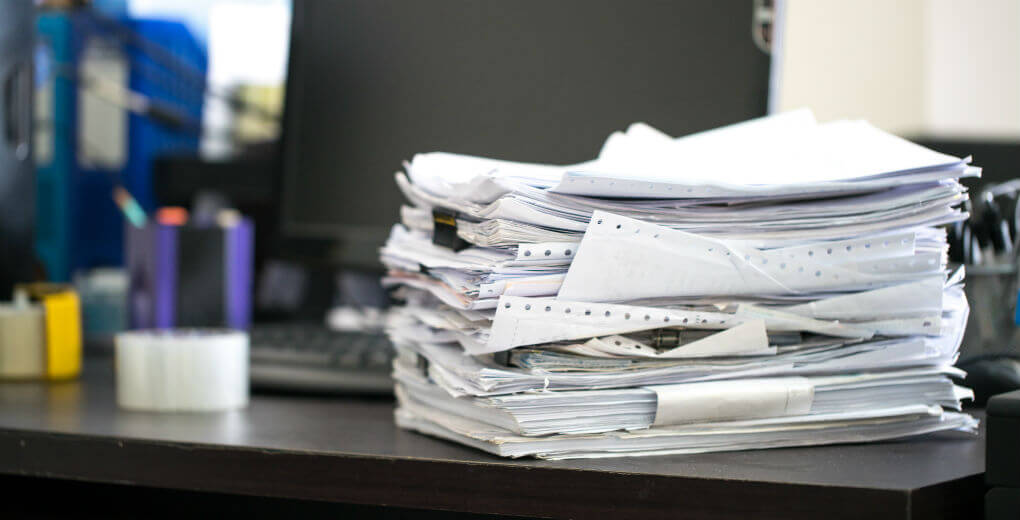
[{"left": 112, "top": 186, "right": 147, "bottom": 228}]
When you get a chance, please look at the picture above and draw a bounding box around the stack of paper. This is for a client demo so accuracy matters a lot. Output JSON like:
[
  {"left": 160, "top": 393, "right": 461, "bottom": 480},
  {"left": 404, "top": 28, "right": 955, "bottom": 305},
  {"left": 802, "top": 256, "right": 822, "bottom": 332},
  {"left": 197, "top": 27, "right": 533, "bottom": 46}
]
[{"left": 382, "top": 110, "right": 980, "bottom": 459}]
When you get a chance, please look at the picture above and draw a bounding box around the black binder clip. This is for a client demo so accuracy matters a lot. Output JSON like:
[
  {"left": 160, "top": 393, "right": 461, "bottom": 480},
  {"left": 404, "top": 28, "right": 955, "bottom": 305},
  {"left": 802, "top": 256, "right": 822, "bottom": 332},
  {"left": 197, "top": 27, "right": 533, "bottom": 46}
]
[{"left": 431, "top": 209, "right": 470, "bottom": 251}]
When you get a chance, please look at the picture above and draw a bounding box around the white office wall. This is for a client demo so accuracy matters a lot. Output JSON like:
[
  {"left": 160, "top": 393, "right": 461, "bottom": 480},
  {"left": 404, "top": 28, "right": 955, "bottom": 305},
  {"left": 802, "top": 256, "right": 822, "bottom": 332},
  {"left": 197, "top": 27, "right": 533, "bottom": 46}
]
[
  {"left": 925, "top": 0, "right": 1020, "bottom": 140},
  {"left": 128, "top": 0, "right": 292, "bottom": 158},
  {"left": 203, "top": 1, "right": 291, "bottom": 157},
  {"left": 774, "top": 0, "right": 926, "bottom": 135},
  {"left": 774, "top": 0, "right": 1020, "bottom": 139}
]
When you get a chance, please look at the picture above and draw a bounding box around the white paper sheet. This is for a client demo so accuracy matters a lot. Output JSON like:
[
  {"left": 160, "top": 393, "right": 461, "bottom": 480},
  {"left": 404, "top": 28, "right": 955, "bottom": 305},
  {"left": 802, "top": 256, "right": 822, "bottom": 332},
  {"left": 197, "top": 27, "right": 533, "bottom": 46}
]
[{"left": 557, "top": 211, "right": 937, "bottom": 302}]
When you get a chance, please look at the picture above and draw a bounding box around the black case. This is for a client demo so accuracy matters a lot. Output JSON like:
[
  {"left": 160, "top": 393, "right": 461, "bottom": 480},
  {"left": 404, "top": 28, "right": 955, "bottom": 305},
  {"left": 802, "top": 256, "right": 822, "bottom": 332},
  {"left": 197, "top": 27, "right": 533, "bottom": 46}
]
[
  {"left": 987, "top": 390, "right": 1020, "bottom": 488},
  {"left": 0, "top": 2, "right": 35, "bottom": 295},
  {"left": 986, "top": 488, "right": 1020, "bottom": 520}
]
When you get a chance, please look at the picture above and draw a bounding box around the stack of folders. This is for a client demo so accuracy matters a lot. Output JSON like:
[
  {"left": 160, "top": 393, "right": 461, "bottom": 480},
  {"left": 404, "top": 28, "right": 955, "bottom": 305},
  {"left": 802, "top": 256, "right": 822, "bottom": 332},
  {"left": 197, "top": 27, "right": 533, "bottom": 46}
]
[{"left": 382, "top": 109, "right": 981, "bottom": 460}]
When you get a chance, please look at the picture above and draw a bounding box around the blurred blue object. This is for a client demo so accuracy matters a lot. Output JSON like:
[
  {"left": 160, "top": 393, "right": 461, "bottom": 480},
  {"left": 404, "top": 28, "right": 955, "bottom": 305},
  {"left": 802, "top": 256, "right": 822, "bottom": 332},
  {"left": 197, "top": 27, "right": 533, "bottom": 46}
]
[
  {"left": 92, "top": 0, "right": 129, "bottom": 17},
  {"left": 34, "top": 11, "right": 206, "bottom": 281},
  {"left": 123, "top": 18, "right": 206, "bottom": 214},
  {"left": 34, "top": 12, "right": 77, "bottom": 283},
  {"left": 75, "top": 267, "right": 128, "bottom": 346}
]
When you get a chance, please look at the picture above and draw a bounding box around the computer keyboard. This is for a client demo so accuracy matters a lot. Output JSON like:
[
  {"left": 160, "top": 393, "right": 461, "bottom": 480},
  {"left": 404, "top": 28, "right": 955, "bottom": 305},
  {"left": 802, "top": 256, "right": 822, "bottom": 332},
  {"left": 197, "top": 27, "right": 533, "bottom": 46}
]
[{"left": 249, "top": 322, "right": 394, "bottom": 395}]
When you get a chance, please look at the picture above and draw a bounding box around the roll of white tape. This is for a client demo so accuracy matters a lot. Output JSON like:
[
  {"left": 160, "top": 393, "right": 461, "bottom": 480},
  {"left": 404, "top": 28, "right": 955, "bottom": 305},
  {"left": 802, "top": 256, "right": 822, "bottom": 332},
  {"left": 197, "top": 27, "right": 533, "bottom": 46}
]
[
  {"left": 115, "top": 329, "right": 249, "bottom": 412},
  {"left": 0, "top": 302, "right": 45, "bottom": 378}
]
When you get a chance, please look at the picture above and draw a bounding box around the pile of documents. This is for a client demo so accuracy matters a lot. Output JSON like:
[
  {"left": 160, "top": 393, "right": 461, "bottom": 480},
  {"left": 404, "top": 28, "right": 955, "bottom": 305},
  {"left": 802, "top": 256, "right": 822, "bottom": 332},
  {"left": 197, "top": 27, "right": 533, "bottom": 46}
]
[{"left": 382, "top": 110, "right": 980, "bottom": 459}]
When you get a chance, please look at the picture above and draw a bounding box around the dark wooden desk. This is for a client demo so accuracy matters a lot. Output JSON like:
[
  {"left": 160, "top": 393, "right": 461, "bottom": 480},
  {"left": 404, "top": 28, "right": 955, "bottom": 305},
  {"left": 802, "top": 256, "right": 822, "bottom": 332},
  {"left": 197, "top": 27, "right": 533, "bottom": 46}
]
[{"left": 0, "top": 360, "right": 985, "bottom": 519}]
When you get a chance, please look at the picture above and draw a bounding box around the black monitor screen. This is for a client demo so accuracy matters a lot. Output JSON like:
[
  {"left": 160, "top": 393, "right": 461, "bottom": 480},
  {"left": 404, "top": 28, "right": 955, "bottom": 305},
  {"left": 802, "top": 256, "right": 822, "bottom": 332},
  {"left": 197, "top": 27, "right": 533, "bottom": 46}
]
[{"left": 280, "top": 0, "right": 770, "bottom": 252}]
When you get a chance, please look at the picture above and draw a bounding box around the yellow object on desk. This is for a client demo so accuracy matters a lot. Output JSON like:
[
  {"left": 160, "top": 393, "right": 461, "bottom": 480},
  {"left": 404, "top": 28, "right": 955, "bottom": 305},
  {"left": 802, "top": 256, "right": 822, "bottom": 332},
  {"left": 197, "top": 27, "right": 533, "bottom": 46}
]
[
  {"left": 0, "top": 284, "right": 82, "bottom": 380},
  {"left": 40, "top": 289, "right": 82, "bottom": 379}
]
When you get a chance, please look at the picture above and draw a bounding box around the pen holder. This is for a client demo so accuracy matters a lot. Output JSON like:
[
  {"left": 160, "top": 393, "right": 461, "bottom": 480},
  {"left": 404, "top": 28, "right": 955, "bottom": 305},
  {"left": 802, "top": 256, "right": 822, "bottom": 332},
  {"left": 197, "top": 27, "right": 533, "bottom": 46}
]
[{"left": 126, "top": 219, "right": 253, "bottom": 330}]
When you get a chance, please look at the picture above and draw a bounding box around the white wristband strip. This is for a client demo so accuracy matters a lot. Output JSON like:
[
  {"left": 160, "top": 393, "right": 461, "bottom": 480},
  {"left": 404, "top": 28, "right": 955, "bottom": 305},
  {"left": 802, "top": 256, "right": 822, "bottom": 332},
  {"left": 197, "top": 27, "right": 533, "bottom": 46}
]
[{"left": 646, "top": 377, "right": 814, "bottom": 426}]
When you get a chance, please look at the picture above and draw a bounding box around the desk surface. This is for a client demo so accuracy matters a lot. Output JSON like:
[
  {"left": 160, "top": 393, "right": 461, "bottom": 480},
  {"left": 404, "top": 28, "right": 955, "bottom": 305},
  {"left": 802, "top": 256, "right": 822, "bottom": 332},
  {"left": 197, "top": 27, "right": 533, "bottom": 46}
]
[{"left": 0, "top": 360, "right": 985, "bottom": 519}]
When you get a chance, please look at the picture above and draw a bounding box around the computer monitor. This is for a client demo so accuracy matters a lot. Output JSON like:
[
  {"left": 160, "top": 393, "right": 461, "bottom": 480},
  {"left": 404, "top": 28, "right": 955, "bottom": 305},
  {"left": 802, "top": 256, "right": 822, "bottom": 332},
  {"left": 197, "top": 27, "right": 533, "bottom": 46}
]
[{"left": 279, "top": 0, "right": 770, "bottom": 265}]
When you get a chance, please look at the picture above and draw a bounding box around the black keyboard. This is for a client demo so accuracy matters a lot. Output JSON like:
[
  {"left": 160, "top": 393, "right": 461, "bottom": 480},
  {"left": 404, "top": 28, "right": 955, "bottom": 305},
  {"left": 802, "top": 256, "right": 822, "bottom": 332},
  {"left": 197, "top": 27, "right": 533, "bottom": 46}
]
[{"left": 249, "top": 323, "right": 393, "bottom": 395}]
